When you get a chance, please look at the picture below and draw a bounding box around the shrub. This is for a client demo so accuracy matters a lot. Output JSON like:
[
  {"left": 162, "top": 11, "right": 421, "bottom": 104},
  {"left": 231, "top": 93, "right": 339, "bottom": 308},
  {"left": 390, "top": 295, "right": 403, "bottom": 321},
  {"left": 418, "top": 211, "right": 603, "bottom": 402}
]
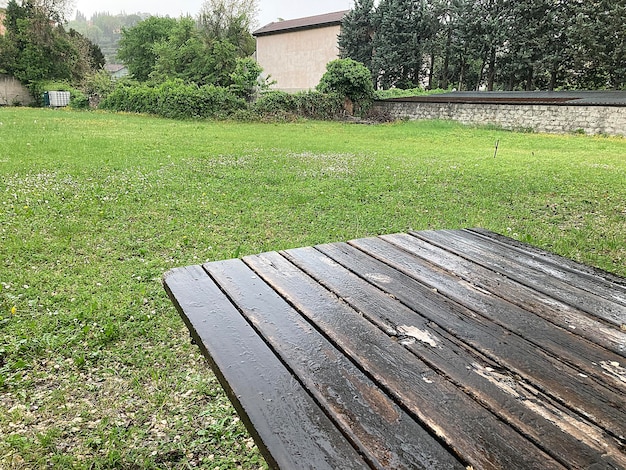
[
  {"left": 69, "top": 90, "right": 89, "bottom": 109},
  {"left": 99, "top": 79, "right": 246, "bottom": 119},
  {"left": 252, "top": 91, "right": 296, "bottom": 115},
  {"left": 251, "top": 90, "right": 343, "bottom": 121},
  {"left": 317, "top": 58, "right": 375, "bottom": 115},
  {"left": 292, "top": 91, "right": 343, "bottom": 120},
  {"left": 84, "top": 70, "right": 116, "bottom": 102},
  {"left": 229, "top": 57, "right": 273, "bottom": 102}
]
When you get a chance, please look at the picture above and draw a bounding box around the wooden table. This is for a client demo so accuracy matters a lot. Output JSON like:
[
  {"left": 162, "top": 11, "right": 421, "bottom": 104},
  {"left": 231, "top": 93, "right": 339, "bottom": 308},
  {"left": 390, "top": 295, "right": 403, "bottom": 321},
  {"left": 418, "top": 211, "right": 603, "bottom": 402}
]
[{"left": 163, "top": 229, "right": 626, "bottom": 470}]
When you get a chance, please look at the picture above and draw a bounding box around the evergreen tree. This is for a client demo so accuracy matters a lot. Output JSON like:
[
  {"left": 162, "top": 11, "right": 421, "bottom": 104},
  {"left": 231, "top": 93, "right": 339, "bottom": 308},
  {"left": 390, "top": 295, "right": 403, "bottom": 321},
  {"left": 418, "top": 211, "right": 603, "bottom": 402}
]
[
  {"left": 373, "top": 0, "right": 432, "bottom": 89},
  {"left": 572, "top": 0, "right": 625, "bottom": 89},
  {"left": 338, "top": 0, "right": 375, "bottom": 75}
]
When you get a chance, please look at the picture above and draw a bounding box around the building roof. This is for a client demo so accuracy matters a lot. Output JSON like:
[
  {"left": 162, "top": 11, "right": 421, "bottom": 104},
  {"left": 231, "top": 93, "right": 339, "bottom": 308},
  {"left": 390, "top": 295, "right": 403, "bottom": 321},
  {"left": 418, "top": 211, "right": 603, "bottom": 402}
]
[{"left": 253, "top": 10, "right": 348, "bottom": 37}]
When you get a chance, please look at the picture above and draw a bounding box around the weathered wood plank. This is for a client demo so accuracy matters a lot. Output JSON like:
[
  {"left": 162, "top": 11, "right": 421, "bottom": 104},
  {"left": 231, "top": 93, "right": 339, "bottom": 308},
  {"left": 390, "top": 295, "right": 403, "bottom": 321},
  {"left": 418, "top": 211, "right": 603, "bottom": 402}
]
[
  {"left": 162, "top": 265, "right": 370, "bottom": 470},
  {"left": 284, "top": 246, "right": 626, "bottom": 469},
  {"left": 316, "top": 241, "right": 626, "bottom": 441},
  {"left": 415, "top": 229, "right": 626, "bottom": 327},
  {"left": 244, "top": 251, "right": 566, "bottom": 470},
  {"left": 204, "top": 258, "right": 465, "bottom": 470},
  {"left": 365, "top": 234, "right": 626, "bottom": 389},
  {"left": 469, "top": 228, "right": 626, "bottom": 301},
  {"left": 380, "top": 232, "right": 626, "bottom": 359}
]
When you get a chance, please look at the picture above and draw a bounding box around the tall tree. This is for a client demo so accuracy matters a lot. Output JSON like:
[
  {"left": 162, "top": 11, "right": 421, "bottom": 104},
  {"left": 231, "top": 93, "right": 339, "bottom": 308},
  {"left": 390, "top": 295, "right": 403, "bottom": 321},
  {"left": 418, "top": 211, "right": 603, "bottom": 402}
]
[
  {"left": 500, "top": 0, "right": 577, "bottom": 90},
  {"left": 338, "top": 0, "right": 376, "bottom": 75},
  {"left": 150, "top": 17, "right": 218, "bottom": 86},
  {"left": 197, "top": 0, "right": 257, "bottom": 57},
  {"left": 373, "top": 0, "right": 432, "bottom": 89},
  {"left": 572, "top": 0, "right": 625, "bottom": 89},
  {"left": 0, "top": 0, "right": 102, "bottom": 84},
  {"left": 117, "top": 16, "right": 177, "bottom": 81}
]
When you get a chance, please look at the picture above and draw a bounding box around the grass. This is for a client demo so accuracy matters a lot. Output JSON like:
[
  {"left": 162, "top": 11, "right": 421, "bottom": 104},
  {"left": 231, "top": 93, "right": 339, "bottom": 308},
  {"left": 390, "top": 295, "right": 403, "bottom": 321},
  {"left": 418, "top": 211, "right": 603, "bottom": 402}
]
[{"left": 0, "top": 107, "right": 625, "bottom": 469}]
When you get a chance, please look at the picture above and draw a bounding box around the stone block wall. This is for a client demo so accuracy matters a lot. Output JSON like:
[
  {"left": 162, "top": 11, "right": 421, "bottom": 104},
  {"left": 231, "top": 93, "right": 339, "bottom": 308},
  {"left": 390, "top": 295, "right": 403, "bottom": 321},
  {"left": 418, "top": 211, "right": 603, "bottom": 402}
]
[{"left": 375, "top": 101, "right": 626, "bottom": 137}]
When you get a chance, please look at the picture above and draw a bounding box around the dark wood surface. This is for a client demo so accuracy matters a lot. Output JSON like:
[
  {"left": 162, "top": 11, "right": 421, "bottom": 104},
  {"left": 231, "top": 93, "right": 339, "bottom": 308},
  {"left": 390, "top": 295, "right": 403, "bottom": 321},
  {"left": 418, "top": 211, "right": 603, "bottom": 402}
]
[{"left": 163, "top": 229, "right": 626, "bottom": 470}]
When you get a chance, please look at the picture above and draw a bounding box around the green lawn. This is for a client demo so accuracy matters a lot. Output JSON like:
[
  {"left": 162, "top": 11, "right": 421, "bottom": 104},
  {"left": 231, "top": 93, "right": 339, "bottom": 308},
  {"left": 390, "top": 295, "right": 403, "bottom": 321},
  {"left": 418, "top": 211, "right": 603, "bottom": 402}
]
[{"left": 1, "top": 107, "right": 625, "bottom": 469}]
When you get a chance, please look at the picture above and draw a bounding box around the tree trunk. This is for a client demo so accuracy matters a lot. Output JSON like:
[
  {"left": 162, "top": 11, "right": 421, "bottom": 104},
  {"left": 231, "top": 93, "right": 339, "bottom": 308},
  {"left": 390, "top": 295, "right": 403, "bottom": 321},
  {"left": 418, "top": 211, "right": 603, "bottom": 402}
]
[
  {"left": 428, "top": 52, "right": 435, "bottom": 89},
  {"left": 525, "top": 66, "right": 533, "bottom": 91},
  {"left": 441, "top": 27, "right": 452, "bottom": 89},
  {"left": 549, "top": 70, "right": 557, "bottom": 91},
  {"left": 487, "top": 47, "right": 496, "bottom": 91}
]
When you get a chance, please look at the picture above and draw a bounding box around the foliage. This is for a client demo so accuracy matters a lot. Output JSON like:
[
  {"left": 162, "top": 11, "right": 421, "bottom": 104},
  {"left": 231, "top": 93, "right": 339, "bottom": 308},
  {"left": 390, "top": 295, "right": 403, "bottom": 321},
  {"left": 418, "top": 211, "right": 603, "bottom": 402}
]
[
  {"left": 83, "top": 70, "right": 116, "bottom": 100},
  {"left": 198, "top": 0, "right": 257, "bottom": 57},
  {"left": 374, "top": 87, "right": 447, "bottom": 99},
  {"left": 372, "top": 0, "right": 436, "bottom": 89},
  {"left": 317, "top": 58, "right": 375, "bottom": 114},
  {"left": 118, "top": 6, "right": 257, "bottom": 89},
  {"left": 67, "top": 11, "right": 149, "bottom": 64},
  {"left": 338, "top": 0, "right": 376, "bottom": 75},
  {"left": 339, "top": 0, "right": 626, "bottom": 91},
  {"left": 229, "top": 57, "right": 271, "bottom": 101},
  {"left": 248, "top": 90, "right": 344, "bottom": 121},
  {"left": 117, "top": 16, "right": 178, "bottom": 82},
  {"left": 149, "top": 17, "right": 213, "bottom": 86},
  {"left": 0, "top": 0, "right": 104, "bottom": 92},
  {"left": 99, "top": 79, "right": 246, "bottom": 118}
]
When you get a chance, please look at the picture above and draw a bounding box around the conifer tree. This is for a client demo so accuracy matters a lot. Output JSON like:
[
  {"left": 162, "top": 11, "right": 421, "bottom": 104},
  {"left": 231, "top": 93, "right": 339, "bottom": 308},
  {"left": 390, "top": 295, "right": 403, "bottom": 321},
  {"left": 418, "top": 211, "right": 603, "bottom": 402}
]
[
  {"left": 337, "top": 0, "right": 376, "bottom": 75},
  {"left": 372, "top": 0, "right": 431, "bottom": 89}
]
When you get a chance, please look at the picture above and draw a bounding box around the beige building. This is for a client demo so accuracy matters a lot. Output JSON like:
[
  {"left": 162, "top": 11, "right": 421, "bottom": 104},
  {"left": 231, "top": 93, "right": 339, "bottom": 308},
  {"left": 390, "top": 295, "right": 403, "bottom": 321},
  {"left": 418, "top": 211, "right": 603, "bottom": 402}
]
[
  {"left": 253, "top": 11, "right": 347, "bottom": 93},
  {"left": 0, "top": 6, "right": 6, "bottom": 36}
]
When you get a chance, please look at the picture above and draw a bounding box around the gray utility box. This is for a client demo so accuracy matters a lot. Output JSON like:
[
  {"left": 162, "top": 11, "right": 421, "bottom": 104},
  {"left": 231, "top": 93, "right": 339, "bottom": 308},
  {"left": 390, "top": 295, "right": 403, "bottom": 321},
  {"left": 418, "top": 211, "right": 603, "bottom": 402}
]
[{"left": 45, "top": 91, "right": 71, "bottom": 107}]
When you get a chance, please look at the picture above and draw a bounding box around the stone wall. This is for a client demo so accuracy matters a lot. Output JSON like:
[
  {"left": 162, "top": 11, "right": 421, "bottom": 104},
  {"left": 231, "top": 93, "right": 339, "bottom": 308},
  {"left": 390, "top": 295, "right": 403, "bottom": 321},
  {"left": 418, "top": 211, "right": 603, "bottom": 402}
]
[
  {"left": 375, "top": 100, "right": 626, "bottom": 137},
  {"left": 0, "top": 75, "right": 34, "bottom": 106}
]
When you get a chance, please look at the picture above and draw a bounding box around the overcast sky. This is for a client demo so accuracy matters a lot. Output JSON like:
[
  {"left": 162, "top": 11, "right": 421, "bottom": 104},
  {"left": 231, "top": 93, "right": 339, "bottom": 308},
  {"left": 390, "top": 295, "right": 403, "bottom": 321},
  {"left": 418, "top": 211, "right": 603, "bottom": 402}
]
[{"left": 72, "top": 1, "right": 353, "bottom": 28}]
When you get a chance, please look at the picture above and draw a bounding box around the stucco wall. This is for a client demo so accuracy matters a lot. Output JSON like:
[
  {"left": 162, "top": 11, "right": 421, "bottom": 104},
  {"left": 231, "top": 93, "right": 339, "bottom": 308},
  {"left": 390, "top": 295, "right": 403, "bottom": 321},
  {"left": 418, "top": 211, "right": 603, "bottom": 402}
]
[
  {"left": 0, "top": 75, "right": 34, "bottom": 106},
  {"left": 375, "top": 101, "right": 626, "bottom": 136},
  {"left": 256, "top": 25, "right": 341, "bottom": 92}
]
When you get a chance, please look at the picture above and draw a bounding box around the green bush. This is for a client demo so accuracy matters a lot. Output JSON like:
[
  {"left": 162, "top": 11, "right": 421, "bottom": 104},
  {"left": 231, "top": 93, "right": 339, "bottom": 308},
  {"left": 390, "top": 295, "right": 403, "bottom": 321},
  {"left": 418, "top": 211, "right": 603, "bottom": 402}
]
[
  {"left": 69, "top": 90, "right": 89, "bottom": 109},
  {"left": 251, "top": 90, "right": 343, "bottom": 121},
  {"left": 84, "top": 70, "right": 116, "bottom": 101},
  {"left": 229, "top": 57, "right": 269, "bottom": 102},
  {"left": 317, "top": 58, "right": 375, "bottom": 115},
  {"left": 252, "top": 91, "right": 296, "bottom": 115},
  {"left": 99, "top": 80, "right": 246, "bottom": 119}
]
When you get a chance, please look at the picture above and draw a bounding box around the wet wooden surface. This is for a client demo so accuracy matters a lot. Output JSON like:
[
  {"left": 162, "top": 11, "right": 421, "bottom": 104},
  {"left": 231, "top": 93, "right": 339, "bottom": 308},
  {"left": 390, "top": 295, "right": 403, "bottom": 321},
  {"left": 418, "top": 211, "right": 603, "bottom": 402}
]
[{"left": 163, "top": 229, "right": 626, "bottom": 469}]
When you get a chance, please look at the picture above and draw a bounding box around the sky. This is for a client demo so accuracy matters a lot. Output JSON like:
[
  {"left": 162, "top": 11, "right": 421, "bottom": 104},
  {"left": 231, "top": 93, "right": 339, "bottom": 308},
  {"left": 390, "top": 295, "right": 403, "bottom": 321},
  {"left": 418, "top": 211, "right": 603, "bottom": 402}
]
[{"left": 72, "top": 0, "right": 354, "bottom": 28}]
